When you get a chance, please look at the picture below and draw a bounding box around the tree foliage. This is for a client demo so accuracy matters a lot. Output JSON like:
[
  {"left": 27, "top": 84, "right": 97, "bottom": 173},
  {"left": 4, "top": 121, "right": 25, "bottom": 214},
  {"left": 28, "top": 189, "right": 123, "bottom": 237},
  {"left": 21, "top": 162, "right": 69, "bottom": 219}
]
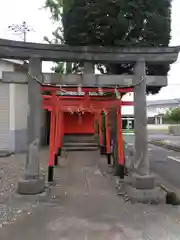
[
  {"left": 164, "top": 108, "right": 180, "bottom": 124},
  {"left": 44, "top": 0, "right": 172, "bottom": 94}
]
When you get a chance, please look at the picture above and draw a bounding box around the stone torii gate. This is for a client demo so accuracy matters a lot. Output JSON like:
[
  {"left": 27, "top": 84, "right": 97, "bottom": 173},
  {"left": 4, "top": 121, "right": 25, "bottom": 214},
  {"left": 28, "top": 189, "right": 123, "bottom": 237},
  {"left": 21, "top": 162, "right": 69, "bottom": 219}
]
[{"left": 0, "top": 39, "right": 179, "bottom": 201}]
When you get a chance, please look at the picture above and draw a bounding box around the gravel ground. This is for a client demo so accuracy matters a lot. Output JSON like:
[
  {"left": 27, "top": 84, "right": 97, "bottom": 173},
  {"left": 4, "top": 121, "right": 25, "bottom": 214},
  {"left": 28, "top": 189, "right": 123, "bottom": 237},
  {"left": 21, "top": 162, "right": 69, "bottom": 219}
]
[
  {"left": 0, "top": 148, "right": 49, "bottom": 228},
  {"left": 0, "top": 153, "right": 25, "bottom": 203}
]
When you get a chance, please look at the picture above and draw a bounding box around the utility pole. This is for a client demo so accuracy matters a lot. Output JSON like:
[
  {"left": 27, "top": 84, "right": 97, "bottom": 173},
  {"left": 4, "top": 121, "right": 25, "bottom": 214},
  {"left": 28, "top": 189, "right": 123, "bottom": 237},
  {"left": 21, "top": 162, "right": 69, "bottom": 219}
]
[{"left": 8, "top": 21, "right": 34, "bottom": 42}]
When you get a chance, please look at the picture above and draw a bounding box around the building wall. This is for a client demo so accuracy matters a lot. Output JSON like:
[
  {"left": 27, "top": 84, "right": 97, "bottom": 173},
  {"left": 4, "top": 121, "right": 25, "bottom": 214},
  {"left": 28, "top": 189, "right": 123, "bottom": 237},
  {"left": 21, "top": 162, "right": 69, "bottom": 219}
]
[
  {"left": 0, "top": 60, "right": 14, "bottom": 79},
  {"left": 0, "top": 82, "right": 10, "bottom": 152},
  {"left": 9, "top": 84, "right": 28, "bottom": 152},
  {"left": 147, "top": 104, "right": 179, "bottom": 118},
  {"left": 0, "top": 60, "right": 31, "bottom": 152},
  {"left": 0, "top": 60, "right": 15, "bottom": 153},
  {"left": 10, "top": 83, "right": 46, "bottom": 152}
]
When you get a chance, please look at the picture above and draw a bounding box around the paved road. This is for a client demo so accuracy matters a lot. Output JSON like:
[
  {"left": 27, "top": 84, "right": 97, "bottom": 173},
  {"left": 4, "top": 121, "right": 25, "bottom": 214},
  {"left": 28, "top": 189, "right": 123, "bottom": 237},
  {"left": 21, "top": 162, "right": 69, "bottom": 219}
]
[
  {"left": 124, "top": 132, "right": 180, "bottom": 145},
  {"left": 148, "top": 133, "right": 180, "bottom": 189},
  {"left": 123, "top": 133, "right": 180, "bottom": 190},
  {"left": 149, "top": 143, "right": 180, "bottom": 189}
]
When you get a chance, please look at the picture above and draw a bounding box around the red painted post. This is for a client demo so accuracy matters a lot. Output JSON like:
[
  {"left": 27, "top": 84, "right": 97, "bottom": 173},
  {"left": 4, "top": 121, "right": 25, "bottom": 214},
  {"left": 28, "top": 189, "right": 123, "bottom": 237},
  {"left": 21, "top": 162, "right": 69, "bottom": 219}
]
[
  {"left": 57, "top": 111, "right": 63, "bottom": 157},
  {"left": 55, "top": 111, "right": 58, "bottom": 155},
  {"left": 54, "top": 107, "right": 59, "bottom": 166},
  {"left": 105, "top": 111, "right": 111, "bottom": 165},
  {"left": 98, "top": 112, "right": 104, "bottom": 155},
  {"left": 98, "top": 113, "right": 103, "bottom": 146},
  {"left": 61, "top": 112, "right": 64, "bottom": 143},
  {"left": 48, "top": 93, "right": 56, "bottom": 182},
  {"left": 116, "top": 102, "right": 125, "bottom": 178}
]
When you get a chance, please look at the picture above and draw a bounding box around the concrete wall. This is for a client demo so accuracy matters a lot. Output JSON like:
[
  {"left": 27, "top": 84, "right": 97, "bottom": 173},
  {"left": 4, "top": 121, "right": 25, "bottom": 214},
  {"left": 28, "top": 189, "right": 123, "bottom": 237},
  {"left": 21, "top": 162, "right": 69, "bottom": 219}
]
[
  {"left": 147, "top": 124, "right": 169, "bottom": 130},
  {"left": 148, "top": 124, "right": 180, "bottom": 136},
  {"left": 147, "top": 124, "right": 169, "bottom": 134},
  {"left": 169, "top": 125, "right": 180, "bottom": 136}
]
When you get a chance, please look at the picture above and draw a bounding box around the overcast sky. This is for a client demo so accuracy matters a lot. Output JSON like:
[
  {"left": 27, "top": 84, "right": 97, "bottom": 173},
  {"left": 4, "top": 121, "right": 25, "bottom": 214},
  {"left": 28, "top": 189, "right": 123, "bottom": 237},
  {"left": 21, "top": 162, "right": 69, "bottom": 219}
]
[{"left": 0, "top": 0, "right": 179, "bottom": 101}]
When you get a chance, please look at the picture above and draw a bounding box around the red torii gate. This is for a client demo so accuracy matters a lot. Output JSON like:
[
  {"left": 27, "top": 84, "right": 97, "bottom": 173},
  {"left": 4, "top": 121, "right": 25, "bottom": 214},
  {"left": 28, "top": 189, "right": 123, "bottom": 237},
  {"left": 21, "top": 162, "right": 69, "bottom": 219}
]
[{"left": 41, "top": 85, "right": 134, "bottom": 182}]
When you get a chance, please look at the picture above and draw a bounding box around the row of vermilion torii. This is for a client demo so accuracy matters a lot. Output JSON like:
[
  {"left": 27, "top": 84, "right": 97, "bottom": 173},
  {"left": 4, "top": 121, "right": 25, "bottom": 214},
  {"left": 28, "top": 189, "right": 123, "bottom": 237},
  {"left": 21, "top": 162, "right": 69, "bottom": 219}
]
[{"left": 41, "top": 84, "right": 134, "bottom": 182}]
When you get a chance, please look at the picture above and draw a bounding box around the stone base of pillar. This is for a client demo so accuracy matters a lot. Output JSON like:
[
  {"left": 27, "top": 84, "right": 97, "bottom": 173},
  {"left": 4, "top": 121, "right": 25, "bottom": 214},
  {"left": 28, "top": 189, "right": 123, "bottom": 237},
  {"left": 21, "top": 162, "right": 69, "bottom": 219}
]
[
  {"left": 132, "top": 173, "right": 155, "bottom": 189},
  {"left": 125, "top": 174, "right": 166, "bottom": 203},
  {"left": 125, "top": 185, "right": 165, "bottom": 204},
  {"left": 18, "top": 175, "right": 45, "bottom": 195},
  {"left": 100, "top": 145, "right": 106, "bottom": 155}
]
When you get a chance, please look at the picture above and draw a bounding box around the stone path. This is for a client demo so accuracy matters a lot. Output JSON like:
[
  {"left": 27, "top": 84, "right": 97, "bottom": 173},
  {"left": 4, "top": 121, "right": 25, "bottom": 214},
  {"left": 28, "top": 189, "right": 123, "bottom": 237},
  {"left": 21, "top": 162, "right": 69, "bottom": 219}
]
[{"left": 1, "top": 150, "right": 180, "bottom": 239}]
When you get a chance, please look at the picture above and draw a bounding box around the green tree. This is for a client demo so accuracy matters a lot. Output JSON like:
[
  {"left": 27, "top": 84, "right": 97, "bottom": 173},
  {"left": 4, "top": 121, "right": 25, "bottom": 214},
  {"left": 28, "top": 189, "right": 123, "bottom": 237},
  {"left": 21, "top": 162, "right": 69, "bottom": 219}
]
[
  {"left": 44, "top": 0, "right": 171, "bottom": 94},
  {"left": 164, "top": 108, "right": 180, "bottom": 124}
]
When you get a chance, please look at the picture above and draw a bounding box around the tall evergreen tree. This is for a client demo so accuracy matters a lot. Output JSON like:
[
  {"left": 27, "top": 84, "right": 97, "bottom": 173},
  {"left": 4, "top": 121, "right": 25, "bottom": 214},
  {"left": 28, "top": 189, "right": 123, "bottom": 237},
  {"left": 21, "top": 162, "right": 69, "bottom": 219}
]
[{"left": 44, "top": 0, "right": 172, "bottom": 94}]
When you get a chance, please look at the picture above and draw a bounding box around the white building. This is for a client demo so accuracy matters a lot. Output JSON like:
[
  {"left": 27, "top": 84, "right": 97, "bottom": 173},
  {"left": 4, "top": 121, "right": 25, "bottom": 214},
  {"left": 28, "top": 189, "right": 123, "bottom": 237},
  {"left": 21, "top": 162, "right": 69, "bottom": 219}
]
[
  {"left": 121, "top": 93, "right": 180, "bottom": 125},
  {"left": 147, "top": 99, "right": 180, "bottom": 124}
]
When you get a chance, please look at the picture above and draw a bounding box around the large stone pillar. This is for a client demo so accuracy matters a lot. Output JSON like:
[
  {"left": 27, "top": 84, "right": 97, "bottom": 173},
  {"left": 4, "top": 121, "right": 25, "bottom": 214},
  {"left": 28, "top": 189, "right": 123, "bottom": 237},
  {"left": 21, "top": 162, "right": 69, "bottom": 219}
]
[
  {"left": 18, "top": 58, "right": 45, "bottom": 194},
  {"left": 133, "top": 59, "right": 149, "bottom": 176},
  {"left": 125, "top": 59, "right": 164, "bottom": 203}
]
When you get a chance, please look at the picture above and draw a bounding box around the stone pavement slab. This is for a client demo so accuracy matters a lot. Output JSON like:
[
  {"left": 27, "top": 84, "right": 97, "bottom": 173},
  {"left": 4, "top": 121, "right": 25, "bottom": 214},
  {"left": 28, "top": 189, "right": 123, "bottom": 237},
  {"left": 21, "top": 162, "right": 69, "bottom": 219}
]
[{"left": 1, "top": 150, "right": 180, "bottom": 239}]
